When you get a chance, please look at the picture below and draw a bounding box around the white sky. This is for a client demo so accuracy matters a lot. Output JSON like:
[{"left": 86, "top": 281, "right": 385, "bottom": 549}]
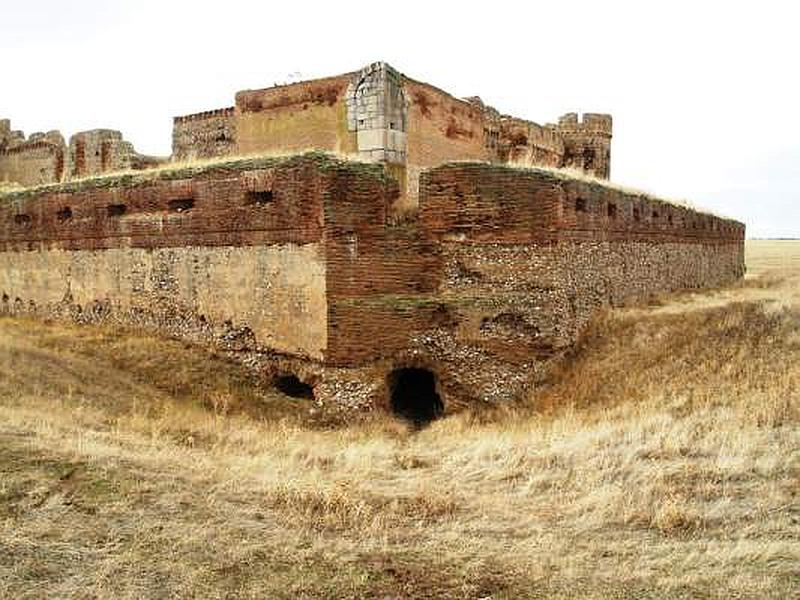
[{"left": 2, "top": 0, "right": 798, "bottom": 237}]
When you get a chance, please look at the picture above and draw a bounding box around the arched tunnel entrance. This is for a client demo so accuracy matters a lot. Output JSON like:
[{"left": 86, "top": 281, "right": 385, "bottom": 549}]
[
  {"left": 274, "top": 374, "right": 315, "bottom": 400},
  {"left": 387, "top": 367, "right": 444, "bottom": 426}
]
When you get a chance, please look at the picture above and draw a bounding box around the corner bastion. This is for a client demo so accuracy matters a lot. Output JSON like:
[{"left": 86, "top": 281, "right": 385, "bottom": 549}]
[{"left": 0, "top": 152, "right": 744, "bottom": 420}]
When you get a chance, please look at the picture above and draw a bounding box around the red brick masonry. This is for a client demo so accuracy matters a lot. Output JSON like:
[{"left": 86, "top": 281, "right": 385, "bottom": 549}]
[{"left": 0, "top": 154, "right": 744, "bottom": 412}]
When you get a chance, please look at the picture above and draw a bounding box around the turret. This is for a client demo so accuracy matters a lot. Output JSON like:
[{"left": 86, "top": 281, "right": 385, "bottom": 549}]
[
  {"left": 0, "top": 119, "right": 11, "bottom": 151},
  {"left": 556, "top": 112, "right": 613, "bottom": 179}
]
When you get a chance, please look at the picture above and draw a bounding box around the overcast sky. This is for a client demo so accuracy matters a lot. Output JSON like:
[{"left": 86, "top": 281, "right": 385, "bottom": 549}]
[{"left": 2, "top": 0, "right": 798, "bottom": 237}]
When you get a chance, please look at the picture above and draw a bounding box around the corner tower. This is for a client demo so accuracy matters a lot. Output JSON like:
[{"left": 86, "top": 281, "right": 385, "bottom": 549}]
[
  {"left": 556, "top": 113, "right": 613, "bottom": 179},
  {"left": 345, "top": 62, "right": 408, "bottom": 164}
]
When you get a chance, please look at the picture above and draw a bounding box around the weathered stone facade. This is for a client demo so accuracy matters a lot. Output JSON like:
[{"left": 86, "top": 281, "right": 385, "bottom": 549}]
[
  {"left": 172, "top": 108, "right": 236, "bottom": 161},
  {"left": 175, "top": 61, "right": 613, "bottom": 212},
  {"left": 0, "top": 153, "right": 745, "bottom": 417},
  {"left": 0, "top": 120, "right": 163, "bottom": 187}
]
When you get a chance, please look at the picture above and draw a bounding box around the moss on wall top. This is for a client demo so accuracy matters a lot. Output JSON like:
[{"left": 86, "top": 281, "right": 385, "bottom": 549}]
[
  {"left": 432, "top": 161, "right": 742, "bottom": 224},
  {"left": 0, "top": 151, "right": 392, "bottom": 202}
]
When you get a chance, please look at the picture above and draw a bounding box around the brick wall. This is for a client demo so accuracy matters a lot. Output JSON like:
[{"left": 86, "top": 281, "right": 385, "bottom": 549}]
[
  {"left": 172, "top": 108, "right": 236, "bottom": 161},
  {"left": 403, "top": 80, "right": 489, "bottom": 209},
  {"left": 0, "top": 155, "right": 332, "bottom": 358},
  {"left": 322, "top": 167, "right": 442, "bottom": 365},
  {"left": 409, "top": 163, "right": 744, "bottom": 401},
  {"left": 66, "top": 130, "right": 155, "bottom": 179},
  {"left": 0, "top": 154, "right": 745, "bottom": 411},
  {"left": 0, "top": 140, "right": 65, "bottom": 186}
]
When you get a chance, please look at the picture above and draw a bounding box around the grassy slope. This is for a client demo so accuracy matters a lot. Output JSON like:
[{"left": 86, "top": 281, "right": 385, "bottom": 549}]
[{"left": 0, "top": 240, "right": 798, "bottom": 599}]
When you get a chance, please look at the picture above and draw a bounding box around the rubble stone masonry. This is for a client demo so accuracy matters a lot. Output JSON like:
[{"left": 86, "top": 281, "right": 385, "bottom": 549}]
[{"left": 0, "top": 153, "right": 744, "bottom": 414}]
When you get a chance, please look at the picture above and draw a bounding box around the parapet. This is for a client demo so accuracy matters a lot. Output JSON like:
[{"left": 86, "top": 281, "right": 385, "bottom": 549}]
[
  {"left": 557, "top": 112, "right": 613, "bottom": 135},
  {"left": 172, "top": 107, "right": 236, "bottom": 161},
  {"left": 173, "top": 107, "right": 235, "bottom": 124}
]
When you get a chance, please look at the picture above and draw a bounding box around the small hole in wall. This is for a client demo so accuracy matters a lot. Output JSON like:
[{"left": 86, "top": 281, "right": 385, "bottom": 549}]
[
  {"left": 14, "top": 214, "right": 31, "bottom": 227},
  {"left": 57, "top": 207, "right": 73, "bottom": 222},
  {"left": 168, "top": 197, "right": 195, "bottom": 212},
  {"left": 274, "top": 374, "right": 315, "bottom": 400},
  {"left": 668, "top": 214, "right": 674, "bottom": 225},
  {"left": 388, "top": 367, "right": 444, "bottom": 427},
  {"left": 633, "top": 207, "right": 641, "bottom": 222},
  {"left": 575, "top": 198, "right": 588, "bottom": 213},
  {"left": 652, "top": 210, "right": 659, "bottom": 220},
  {"left": 607, "top": 203, "right": 617, "bottom": 219},
  {"left": 107, "top": 204, "right": 127, "bottom": 217},
  {"left": 245, "top": 190, "right": 274, "bottom": 206}
]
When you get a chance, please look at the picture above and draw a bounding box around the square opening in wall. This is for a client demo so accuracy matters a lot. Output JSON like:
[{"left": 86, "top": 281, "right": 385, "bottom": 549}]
[
  {"left": 168, "top": 198, "right": 195, "bottom": 212},
  {"left": 246, "top": 190, "right": 274, "bottom": 206},
  {"left": 57, "top": 207, "right": 73, "bottom": 222},
  {"left": 107, "top": 204, "right": 127, "bottom": 217},
  {"left": 575, "top": 198, "right": 588, "bottom": 213},
  {"left": 607, "top": 203, "right": 617, "bottom": 219}
]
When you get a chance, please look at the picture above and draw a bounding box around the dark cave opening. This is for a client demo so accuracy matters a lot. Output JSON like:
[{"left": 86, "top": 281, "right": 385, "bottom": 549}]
[
  {"left": 388, "top": 367, "right": 444, "bottom": 426},
  {"left": 274, "top": 374, "right": 315, "bottom": 400}
]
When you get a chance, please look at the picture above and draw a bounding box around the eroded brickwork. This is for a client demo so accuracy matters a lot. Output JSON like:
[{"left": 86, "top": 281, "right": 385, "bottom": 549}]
[
  {"left": 173, "top": 108, "right": 236, "bottom": 161},
  {"left": 0, "top": 154, "right": 745, "bottom": 411},
  {"left": 0, "top": 120, "right": 162, "bottom": 186},
  {"left": 0, "top": 153, "right": 744, "bottom": 414},
  {"left": 171, "top": 61, "right": 614, "bottom": 213}
]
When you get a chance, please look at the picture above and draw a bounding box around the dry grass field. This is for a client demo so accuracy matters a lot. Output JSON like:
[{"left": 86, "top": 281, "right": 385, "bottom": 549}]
[{"left": 0, "top": 240, "right": 798, "bottom": 599}]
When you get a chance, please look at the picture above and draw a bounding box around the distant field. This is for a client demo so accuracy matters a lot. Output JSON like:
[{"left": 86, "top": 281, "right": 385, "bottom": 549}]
[
  {"left": 0, "top": 240, "right": 797, "bottom": 599},
  {"left": 746, "top": 239, "right": 800, "bottom": 276}
]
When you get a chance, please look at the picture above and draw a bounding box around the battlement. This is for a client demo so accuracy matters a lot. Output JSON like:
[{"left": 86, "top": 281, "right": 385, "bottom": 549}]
[
  {"left": 1, "top": 141, "right": 61, "bottom": 155},
  {"left": 0, "top": 121, "right": 64, "bottom": 151},
  {"left": 174, "top": 107, "right": 235, "bottom": 124},
  {"left": 557, "top": 112, "right": 613, "bottom": 135}
]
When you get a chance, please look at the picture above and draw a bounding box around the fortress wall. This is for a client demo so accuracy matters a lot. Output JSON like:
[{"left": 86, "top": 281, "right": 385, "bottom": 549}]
[
  {"left": 173, "top": 108, "right": 236, "bottom": 161},
  {"left": 0, "top": 153, "right": 747, "bottom": 410},
  {"left": 499, "top": 117, "right": 564, "bottom": 168},
  {"left": 0, "top": 142, "right": 65, "bottom": 186},
  {"left": 403, "top": 80, "right": 490, "bottom": 208},
  {"left": 234, "top": 75, "right": 355, "bottom": 157},
  {"left": 66, "top": 130, "right": 129, "bottom": 179},
  {"left": 321, "top": 163, "right": 443, "bottom": 366},
  {"left": 411, "top": 164, "right": 745, "bottom": 402},
  {"left": 0, "top": 157, "right": 331, "bottom": 359},
  {"left": 0, "top": 244, "right": 327, "bottom": 359},
  {"left": 557, "top": 113, "right": 613, "bottom": 179}
]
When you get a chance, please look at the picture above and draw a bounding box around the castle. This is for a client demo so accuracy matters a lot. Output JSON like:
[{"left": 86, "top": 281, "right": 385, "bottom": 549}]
[
  {"left": 0, "top": 62, "right": 744, "bottom": 422},
  {"left": 2, "top": 62, "right": 611, "bottom": 211}
]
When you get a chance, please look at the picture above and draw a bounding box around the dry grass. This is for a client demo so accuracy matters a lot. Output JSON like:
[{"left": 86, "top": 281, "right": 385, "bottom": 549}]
[
  {"left": 501, "top": 160, "right": 734, "bottom": 221},
  {"left": 0, "top": 240, "right": 798, "bottom": 598}
]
